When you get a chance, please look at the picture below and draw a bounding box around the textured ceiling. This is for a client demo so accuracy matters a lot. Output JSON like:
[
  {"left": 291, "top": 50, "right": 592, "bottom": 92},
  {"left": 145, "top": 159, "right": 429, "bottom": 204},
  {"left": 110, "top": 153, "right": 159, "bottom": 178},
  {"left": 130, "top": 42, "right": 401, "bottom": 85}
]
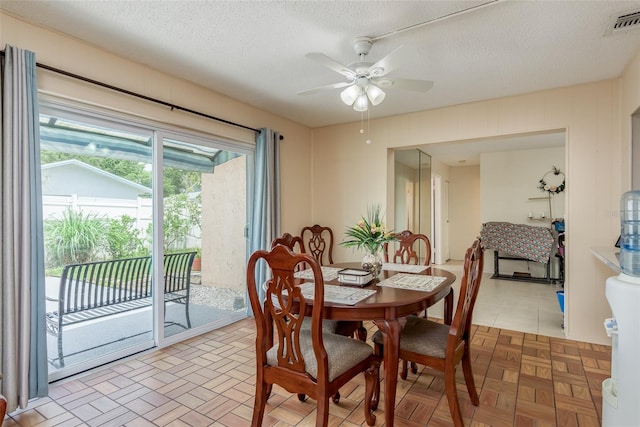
[{"left": 1, "top": 1, "right": 640, "bottom": 164}]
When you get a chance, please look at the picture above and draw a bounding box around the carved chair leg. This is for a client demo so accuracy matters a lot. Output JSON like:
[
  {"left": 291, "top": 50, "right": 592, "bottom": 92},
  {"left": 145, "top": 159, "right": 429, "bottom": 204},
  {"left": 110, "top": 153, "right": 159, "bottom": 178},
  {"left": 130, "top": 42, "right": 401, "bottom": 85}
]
[
  {"left": 410, "top": 361, "right": 418, "bottom": 374},
  {"left": 252, "top": 380, "right": 269, "bottom": 426},
  {"left": 462, "top": 347, "right": 479, "bottom": 405},
  {"left": 315, "top": 395, "right": 330, "bottom": 427},
  {"left": 356, "top": 324, "right": 368, "bottom": 342},
  {"left": 400, "top": 359, "right": 408, "bottom": 380},
  {"left": 372, "top": 343, "right": 383, "bottom": 411},
  {"left": 363, "top": 360, "right": 379, "bottom": 426},
  {"left": 444, "top": 364, "right": 464, "bottom": 427}
]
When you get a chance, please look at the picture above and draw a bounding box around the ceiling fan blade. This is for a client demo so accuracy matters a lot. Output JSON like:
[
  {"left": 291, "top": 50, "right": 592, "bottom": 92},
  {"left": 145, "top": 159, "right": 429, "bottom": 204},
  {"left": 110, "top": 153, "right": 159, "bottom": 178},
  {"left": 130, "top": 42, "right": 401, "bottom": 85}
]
[
  {"left": 305, "top": 52, "right": 356, "bottom": 79},
  {"left": 297, "top": 81, "right": 352, "bottom": 96},
  {"left": 367, "top": 45, "right": 416, "bottom": 78},
  {"left": 374, "top": 77, "right": 434, "bottom": 92}
]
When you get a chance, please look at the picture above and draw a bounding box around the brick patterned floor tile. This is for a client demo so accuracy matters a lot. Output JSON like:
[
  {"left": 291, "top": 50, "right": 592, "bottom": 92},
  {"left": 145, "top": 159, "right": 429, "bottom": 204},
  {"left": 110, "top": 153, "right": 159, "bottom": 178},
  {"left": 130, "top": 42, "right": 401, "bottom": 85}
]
[{"left": 2, "top": 319, "right": 612, "bottom": 426}]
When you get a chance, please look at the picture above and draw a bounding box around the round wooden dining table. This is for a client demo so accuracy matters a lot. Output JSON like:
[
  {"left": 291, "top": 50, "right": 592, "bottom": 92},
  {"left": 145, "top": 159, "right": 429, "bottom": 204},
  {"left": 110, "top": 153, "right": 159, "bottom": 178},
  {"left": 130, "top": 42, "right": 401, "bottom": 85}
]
[{"left": 319, "top": 263, "right": 456, "bottom": 427}]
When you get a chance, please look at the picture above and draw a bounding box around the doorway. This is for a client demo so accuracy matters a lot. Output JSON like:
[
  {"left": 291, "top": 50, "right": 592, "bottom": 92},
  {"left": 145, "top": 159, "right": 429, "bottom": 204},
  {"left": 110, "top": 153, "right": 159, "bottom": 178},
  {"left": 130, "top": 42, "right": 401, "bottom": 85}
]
[
  {"left": 422, "top": 131, "right": 565, "bottom": 261},
  {"left": 432, "top": 174, "right": 450, "bottom": 264}
]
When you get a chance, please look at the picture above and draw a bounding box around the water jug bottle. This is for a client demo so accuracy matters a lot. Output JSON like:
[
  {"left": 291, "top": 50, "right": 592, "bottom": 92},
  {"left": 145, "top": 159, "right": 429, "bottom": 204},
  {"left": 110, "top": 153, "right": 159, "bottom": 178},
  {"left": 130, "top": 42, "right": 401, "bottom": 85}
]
[{"left": 620, "top": 190, "right": 640, "bottom": 277}]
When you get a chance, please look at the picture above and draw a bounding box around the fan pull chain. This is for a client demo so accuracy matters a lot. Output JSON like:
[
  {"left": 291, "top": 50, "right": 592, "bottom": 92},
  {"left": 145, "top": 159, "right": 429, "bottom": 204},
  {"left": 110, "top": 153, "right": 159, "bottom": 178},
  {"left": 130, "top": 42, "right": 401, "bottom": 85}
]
[{"left": 366, "top": 109, "right": 372, "bottom": 144}]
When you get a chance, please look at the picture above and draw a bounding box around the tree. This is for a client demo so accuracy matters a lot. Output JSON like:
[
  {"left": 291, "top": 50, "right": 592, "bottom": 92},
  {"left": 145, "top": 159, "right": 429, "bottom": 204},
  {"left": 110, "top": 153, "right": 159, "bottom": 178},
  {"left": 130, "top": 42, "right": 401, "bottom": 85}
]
[{"left": 41, "top": 151, "right": 202, "bottom": 196}]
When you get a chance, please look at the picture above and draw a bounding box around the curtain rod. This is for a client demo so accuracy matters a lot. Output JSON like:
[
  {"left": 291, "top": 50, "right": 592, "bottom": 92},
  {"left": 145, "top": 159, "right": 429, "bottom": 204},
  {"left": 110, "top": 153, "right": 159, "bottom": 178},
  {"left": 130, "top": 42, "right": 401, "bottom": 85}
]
[{"left": 1, "top": 50, "right": 285, "bottom": 139}]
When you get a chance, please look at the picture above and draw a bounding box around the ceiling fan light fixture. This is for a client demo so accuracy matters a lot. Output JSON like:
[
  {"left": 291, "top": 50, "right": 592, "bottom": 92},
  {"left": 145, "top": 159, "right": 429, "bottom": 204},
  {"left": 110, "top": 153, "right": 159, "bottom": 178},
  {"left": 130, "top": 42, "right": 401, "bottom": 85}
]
[
  {"left": 366, "top": 84, "right": 386, "bottom": 106},
  {"left": 353, "top": 93, "right": 369, "bottom": 111},
  {"left": 340, "top": 85, "right": 360, "bottom": 105}
]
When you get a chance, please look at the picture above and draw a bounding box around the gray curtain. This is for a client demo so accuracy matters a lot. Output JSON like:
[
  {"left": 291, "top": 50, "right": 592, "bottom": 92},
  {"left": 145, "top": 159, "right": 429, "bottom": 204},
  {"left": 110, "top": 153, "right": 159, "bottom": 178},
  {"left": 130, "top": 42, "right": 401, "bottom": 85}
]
[
  {"left": 249, "top": 128, "right": 281, "bottom": 304},
  {"left": 1, "top": 45, "right": 48, "bottom": 412}
]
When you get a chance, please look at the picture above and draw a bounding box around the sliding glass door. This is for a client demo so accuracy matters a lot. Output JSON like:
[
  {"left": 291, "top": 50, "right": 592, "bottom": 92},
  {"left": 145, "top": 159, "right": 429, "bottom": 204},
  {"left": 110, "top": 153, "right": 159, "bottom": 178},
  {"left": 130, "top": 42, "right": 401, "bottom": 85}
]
[
  {"left": 160, "top": 134, "right": 249, "bottom": 341},
  {"left": 40, "top": 102, "right": 251, "bottom": 379},
  {"left": 40, "top": 108, "right": 156, "bottom": 379}
]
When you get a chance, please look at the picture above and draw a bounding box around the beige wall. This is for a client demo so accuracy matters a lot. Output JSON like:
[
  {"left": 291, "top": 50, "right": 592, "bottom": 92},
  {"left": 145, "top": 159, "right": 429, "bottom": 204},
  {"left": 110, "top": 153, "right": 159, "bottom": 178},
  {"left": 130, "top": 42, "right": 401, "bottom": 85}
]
[
  {"left": 313, "top": 79, "right": 624, "bottom": 344},
  {"left": 0, "top": 12, "right": 314, "bottom": 235},
  {"left": 481, "top": 147, "right": 566, "bottom": 224},
  {"left": 201, "top": 157, "right": 246, "bottom": 291}
]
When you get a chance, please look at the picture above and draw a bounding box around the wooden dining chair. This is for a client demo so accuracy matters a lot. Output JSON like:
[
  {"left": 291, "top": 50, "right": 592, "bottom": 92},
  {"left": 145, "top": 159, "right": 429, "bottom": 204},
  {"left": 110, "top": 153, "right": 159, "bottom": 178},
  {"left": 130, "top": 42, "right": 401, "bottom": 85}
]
[
  {"left": 294, "top": 228, "right": 368, "bottom": 342},
  {"left": 271, "top": 233, "right": 306, "bottom": 271},
  {"left": 0, "top": 394, "right": 7, "bottom": 427},
  {"left": 272, "top": 233, "right": 366, "bottom": 337},
  {"left": 384, "top": 230, "right": 434, "bottom": 374},
  {"left": 0, "top": 372, "right": 5, "bottom": 427},
  {"left": 300, "top": 224, "right": 334, "bottom": 266},
  {"left": 247, "top": 245, "right": 379, "bottom": 427},
  {"left": 372, "top": 239, "right": 484, "bottom": 427},
  {"left": 272, "top": 232, "right": 305, "bottom": 253},
  {"left": 0, "top": 393, "right": 7, "bottom": 427},
  {"left": 383, "top": 229, "right": 431, "bottom": 266},
  {"left": 271, "top": 233, "right": 336, "bottom": 332}
]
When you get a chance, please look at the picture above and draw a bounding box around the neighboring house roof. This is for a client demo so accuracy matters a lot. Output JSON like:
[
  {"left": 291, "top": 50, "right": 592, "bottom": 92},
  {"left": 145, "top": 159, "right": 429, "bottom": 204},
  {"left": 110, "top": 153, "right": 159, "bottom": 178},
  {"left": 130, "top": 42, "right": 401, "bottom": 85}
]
[{"left": 41, "top": 159, "right": 152, "bottom": 198}]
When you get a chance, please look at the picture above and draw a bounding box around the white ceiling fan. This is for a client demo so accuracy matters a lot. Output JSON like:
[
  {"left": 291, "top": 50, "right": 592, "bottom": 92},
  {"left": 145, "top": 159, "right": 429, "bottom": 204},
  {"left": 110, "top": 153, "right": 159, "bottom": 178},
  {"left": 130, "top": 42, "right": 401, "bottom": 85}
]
[{"left": 298, "top": 36, "right": 434, "bottom": 112}]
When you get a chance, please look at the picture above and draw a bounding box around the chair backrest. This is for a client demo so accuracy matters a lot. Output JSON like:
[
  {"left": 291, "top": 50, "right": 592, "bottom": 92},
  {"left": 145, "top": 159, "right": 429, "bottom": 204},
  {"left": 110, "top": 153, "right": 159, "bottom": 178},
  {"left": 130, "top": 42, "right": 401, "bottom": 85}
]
[
  {"left": 271, "top": 232, "right": 305, "bottom": 253},
  {"left": 247, "top": 245, "right": 328, "bottom": 379},
  {"left": 384, "top": 230, "right": 431, "bottom": 266},
  {"left": 300, "top": 224, "right": 334, "bottom": 265},
  {"left": 271, "top": 233, "right": 306, "bottom": 272},
  {"left": 447, "top": 239, "right": 484, "bottom": 350}
]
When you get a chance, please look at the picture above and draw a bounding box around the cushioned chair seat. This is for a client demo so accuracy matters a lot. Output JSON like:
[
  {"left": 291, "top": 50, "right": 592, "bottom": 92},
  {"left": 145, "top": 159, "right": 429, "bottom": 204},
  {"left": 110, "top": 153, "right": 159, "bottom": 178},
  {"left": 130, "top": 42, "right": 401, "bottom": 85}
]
[
  {"left": 371, "top": 315, "right": 449, "bottom": 359},
  {"left": 301, "top": 317, "right": 338, "bottom": 334},
  {"left": 267, "top": 330, "right": 373, "bottom": 381}
]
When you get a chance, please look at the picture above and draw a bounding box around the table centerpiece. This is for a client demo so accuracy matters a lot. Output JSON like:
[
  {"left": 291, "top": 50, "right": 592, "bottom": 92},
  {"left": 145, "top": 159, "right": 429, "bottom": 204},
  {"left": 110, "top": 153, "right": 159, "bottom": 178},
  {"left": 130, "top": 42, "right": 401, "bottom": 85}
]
[{"left": 341, "top": 205, "right": 397, "bottom": 278}]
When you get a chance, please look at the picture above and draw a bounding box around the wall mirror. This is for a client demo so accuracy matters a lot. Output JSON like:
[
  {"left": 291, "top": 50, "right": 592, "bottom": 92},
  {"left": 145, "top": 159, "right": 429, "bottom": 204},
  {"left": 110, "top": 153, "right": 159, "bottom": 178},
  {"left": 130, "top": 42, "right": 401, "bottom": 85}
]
[{"left": 393, "top": 149, "right": 431, "bottom": 240}]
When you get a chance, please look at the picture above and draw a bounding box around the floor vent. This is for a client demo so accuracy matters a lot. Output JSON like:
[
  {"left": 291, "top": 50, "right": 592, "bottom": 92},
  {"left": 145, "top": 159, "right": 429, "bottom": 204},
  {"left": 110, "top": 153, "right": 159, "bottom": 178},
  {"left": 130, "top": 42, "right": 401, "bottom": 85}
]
[{"left": 606, "top": 10, "right": 640, "bottom": 35}]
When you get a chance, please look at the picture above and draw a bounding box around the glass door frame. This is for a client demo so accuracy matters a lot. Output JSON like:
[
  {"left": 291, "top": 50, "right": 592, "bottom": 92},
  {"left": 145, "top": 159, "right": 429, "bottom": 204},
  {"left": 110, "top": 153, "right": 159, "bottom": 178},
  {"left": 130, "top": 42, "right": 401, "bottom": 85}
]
[
  {"left": 40, "top": 100, "right": 157, "bottom": 381},
  {"left": 40, "top": 96, "right": 255, "bottom": 378},
  {"left": 154, "top": 130, "right": 254, "bottom": 348}
]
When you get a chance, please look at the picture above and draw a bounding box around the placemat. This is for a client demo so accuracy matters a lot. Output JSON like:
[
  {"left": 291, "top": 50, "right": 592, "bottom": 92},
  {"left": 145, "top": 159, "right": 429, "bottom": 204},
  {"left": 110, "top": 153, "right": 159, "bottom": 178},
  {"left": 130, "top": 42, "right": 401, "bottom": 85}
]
[
  {"left": 376, "top": 273, "right": 446, "bottom": 292},
  {"left": 382, "top": 263, "right": 428, "bottom": 273},
  {"left": 294, "top": 266, "right": 342, "bottom": 282},
  {"left": 298, "top": 282, "right": 376, "bottom": 305}
]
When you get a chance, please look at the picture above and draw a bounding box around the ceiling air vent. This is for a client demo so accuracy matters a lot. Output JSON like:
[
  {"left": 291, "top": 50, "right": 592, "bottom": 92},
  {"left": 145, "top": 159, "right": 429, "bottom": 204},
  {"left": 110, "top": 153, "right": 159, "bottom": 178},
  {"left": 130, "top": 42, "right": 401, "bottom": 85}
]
[{"left": 606, "top": 10, "right": 640, "bottom": 35}]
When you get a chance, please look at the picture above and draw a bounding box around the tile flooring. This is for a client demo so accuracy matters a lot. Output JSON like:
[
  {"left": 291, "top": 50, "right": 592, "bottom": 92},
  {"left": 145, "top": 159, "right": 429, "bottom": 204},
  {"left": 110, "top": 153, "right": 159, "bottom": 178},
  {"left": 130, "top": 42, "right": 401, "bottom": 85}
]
[
  {"left": 4, "top": 268, "right": 606, "bottom": 426},
  {"left": 430, "top": 261, "right": 566, "bottom": 338}
]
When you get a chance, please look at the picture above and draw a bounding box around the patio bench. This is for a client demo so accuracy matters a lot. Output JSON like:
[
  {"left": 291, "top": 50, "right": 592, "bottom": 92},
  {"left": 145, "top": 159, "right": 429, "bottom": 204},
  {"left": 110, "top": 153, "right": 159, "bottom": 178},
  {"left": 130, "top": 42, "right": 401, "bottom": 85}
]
[{"left": 46, "top": 251, "right": 196, "bottom": 367}]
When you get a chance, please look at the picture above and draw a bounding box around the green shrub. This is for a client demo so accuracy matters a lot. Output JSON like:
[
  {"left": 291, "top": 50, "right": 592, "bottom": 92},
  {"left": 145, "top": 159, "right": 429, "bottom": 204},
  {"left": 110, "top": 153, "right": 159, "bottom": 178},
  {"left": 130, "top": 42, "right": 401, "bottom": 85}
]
[
  {"left": 105, "top": 215, "right": 148, "bottom": 259},
  {"left": 163, "top": 193, "right": 201, "bottom": 250},
  {"left": 44, "top": 208, "right": 106, "bottom": 267}
]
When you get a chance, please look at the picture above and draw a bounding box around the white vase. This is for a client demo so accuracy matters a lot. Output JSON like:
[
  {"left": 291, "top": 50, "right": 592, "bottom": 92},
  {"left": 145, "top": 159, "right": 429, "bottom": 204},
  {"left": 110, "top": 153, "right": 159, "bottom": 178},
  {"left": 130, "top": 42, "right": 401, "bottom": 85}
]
[{"left": 361, "top": 247, "right": 383, "bottom": 279}]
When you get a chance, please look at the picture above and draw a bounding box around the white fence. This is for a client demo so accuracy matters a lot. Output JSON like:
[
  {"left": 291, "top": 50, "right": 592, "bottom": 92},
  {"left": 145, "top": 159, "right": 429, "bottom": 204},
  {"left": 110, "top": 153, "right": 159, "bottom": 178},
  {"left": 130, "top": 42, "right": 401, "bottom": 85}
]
[
  {"left": 44, "top": 194, "right": 201, "bottom": 251},
  {"left": 43, "top": 194, "right": 153, "bottom": 232}
]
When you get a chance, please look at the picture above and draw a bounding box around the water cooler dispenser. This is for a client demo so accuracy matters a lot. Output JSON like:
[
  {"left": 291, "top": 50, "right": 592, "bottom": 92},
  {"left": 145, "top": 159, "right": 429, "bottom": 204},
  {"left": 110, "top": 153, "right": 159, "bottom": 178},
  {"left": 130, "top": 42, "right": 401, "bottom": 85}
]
[{"left": 602, "top": 191, "right": 640, "bottom": 426}]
